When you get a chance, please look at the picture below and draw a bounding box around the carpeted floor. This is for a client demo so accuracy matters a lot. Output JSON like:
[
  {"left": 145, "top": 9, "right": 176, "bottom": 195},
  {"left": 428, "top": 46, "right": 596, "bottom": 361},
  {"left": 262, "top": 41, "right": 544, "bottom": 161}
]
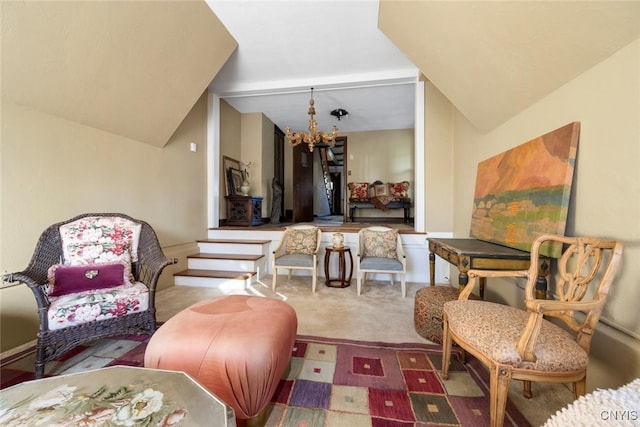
[
  {"left": 1, "top": 276, "right": 576, "bottom": 425},
  {"left": 0, "top": 333, "right": 530, "bottom": 426},
  {"left": 264, "top": 335, "right": 529, "bottom": 427}
]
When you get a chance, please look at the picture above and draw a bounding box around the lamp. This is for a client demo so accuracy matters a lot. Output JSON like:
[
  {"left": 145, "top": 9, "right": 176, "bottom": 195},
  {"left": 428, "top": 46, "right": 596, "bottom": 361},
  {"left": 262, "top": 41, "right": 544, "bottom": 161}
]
[
  {"left": 330, "top": 108, "right": 349, "bottom": 120},
  {"left": 285, "top": 88, "right": 337, "bottom": 152}
]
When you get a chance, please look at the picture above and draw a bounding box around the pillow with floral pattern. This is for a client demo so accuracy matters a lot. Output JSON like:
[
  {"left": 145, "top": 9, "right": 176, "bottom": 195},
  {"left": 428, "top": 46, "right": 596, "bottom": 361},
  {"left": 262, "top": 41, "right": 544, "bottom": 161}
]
[
  {"left": 389, "top": 181, "right": 410, "bottom": 200},
  {"left": 285, "top": 228, "right": 318, "bottom": 255},
  {"left": 362, "top": 229, "right": 398, "bottom": 259},
  {"left": 59, "top": 216, "right": 142, "bottom": 265},
  {"left": 348, "top": 182, "right": 370, "bottom": 201}
]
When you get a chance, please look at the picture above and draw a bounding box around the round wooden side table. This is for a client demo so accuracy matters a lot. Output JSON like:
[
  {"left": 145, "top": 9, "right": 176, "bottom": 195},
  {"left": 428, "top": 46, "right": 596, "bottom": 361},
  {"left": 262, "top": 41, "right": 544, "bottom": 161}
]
[{"left": 324, "top": 246, "right": 353, "bottom": 288}]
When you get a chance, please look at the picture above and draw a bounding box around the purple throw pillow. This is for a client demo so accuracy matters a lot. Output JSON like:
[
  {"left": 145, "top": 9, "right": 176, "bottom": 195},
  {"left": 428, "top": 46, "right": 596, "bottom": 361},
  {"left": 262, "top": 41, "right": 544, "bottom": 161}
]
[{"left": 47, "top": 262, "right": 126, "bottom": 297}]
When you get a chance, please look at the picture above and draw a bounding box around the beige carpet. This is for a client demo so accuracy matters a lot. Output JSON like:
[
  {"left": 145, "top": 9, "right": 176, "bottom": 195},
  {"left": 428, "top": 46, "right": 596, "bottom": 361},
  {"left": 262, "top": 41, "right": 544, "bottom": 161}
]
[{"left": 156, "top": 275, "right": 576, "bottom": 426}]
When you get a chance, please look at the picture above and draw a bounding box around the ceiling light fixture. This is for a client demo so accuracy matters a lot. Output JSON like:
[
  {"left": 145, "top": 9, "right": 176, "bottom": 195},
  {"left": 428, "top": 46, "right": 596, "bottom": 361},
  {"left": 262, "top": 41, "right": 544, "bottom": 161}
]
[
  {"left": 330, "top": 108, "right": 349, "bottom": 121},
  {"left": 285, "top": 87, "right": 337, "bottom": 152}
]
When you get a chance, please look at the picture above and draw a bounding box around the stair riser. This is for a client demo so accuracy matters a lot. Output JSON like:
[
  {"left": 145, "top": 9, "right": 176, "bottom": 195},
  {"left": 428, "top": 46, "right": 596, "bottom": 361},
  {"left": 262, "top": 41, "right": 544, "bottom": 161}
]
[
  {"left": 187, "top": 258, "right": 264, "bottom": 272},
  {"left": 197, "top": 242, "right": 269, "bottom": 255},
  {"left": 173, "top": 275, "right": 254, "bottom": 290}
]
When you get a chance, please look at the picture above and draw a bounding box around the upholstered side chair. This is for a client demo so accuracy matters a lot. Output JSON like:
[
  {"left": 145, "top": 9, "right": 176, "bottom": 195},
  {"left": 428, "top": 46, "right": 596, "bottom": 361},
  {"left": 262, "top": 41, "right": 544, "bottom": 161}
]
[
  {"left": 356, "top": 226, "right": 407, "bottom": 297},
  {"left": 3, "top": 213, "right": 177, "bottom": 378},
  {"left": 272, "top": 224, "right": 322, "bottom": 293},
  {"left": 441, "top": 234, "right": 624, "bottom": 427}
]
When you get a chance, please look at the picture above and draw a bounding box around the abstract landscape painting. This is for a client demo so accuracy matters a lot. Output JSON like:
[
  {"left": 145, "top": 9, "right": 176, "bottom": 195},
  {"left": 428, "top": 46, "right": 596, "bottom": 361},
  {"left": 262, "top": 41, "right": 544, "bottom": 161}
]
[{"left": 470, "top": 122, "right": 580, "bottom": 258}]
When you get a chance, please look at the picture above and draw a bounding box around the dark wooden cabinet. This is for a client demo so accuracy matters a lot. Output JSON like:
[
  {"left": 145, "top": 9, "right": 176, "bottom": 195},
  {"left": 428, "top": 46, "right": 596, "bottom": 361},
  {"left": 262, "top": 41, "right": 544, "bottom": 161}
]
[{"left": 225, "top": 196, "right": 263, "bottom": 226}]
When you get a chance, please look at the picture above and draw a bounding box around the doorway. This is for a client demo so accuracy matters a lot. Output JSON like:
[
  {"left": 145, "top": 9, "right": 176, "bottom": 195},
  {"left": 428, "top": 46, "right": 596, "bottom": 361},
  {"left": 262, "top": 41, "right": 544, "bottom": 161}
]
[
  {"left": 292, "top": 136, "right": 347, "bottom": 223},
  {"left": 292, "top": 144, "right": 314, "bottom": 222}
]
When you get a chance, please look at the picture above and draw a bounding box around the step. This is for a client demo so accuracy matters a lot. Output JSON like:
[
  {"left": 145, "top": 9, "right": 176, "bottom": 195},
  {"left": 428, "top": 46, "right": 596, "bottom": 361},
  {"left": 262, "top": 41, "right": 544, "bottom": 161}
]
[
  {"left": 196, "top": 239, "right": 271, "bottom": 255},
  {"left": 173, "top": 269, "right": 256, "bottom": 290},
  {"left": 186, "top": 253, "right": 266, "bottom": 272}
]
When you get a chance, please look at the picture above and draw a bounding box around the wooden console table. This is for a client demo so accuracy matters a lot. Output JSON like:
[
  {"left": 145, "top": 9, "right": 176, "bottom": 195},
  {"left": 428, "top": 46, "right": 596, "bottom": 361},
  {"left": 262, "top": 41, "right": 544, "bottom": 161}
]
[
  {"left": 428, "top": 238, "right": 550, "bottom": 299},
  {"left": 225, "top": 195, "right": 263, "bottom": 226}
]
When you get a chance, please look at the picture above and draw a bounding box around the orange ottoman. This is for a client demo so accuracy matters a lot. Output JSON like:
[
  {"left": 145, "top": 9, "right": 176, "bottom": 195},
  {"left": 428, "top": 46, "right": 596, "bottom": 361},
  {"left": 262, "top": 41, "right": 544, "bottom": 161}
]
[{"left": 144, "top": 295, "right": 297, "bottom": 421}]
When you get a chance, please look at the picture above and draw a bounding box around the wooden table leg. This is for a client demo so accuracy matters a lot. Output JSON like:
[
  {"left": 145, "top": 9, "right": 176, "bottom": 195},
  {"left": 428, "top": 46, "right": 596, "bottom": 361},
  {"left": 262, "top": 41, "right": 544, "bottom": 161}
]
[
  {"left": 324, "top": 249, "right": 331, "bottom": 286},
  {"left": 536, "top": 258, "right": 550, "bottom": 299},
  {"left": 458, "top": 272, "right": 468, "bottom": 293},
  {"left": 338, "top": 251, "right": 346, "bottom": 286},
  {"left": 429, "top": 251, "right": 435, "bottom": 286}
]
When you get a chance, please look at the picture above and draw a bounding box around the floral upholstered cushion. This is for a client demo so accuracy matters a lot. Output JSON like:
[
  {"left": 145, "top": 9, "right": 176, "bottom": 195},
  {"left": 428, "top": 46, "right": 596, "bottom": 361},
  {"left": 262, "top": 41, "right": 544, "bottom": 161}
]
[
  {"left": 389, "top": 181, "right": 410, "bottom": 200},
  {"left": 285, "top": 228, "right": 318, "bottom": 255},
  {"left": 348, "top": 182, "right": 370, "bottom": 201},
  {"left": 59, "top": 216, "right": 142, "bottom": 264},
  {"left": 47, "top": 261, "right": 131, "bottom": 297},
  {"left": 47, "top": 282, "right": 149, "bottom": 331},
  {"left": 361, "top": 229, "right": 398, "bottom": 259},
  {"left": 444, "top": 300, "right": 588, "bottom": 372}
]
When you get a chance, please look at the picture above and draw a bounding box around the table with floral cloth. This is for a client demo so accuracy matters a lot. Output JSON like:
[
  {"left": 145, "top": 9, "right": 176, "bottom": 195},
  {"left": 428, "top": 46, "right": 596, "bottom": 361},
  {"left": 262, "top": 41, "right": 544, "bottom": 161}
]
[{"left": 0, "top": 366, "right": 235, "bottom": 426}]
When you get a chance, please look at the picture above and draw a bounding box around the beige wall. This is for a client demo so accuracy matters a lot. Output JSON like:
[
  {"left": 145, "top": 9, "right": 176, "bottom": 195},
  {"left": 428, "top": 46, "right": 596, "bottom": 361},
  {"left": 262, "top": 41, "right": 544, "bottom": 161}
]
[
  {"left": 424, "top": 82, "right": 455, "bottom": 232},
  {"left": 450, "top": 38, "right": 640, "bottom": 390},
  {"left": 218, "top": 99, "right": 242, "bottom": 221},
  {"left": 240, "top": 113, "right": 275, "bottom": 218},
  {"left": 342, "top": 129, "right": 414, "bottom": 219},
  {"left": 0, "top": 93, "right": 210, "bottom": 352},
  {"left": 219, "top": 110, "right": 275, "bottom": 219},
  {"left": 2, "top": 1, "right": 235, "bottom": 149}
]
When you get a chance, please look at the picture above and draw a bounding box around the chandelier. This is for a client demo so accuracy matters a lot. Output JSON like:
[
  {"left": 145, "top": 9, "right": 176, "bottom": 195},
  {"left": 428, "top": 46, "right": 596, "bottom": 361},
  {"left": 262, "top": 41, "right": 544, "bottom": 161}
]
[{"left": 285, "top": 88, "right": 337, "bottom": 152}]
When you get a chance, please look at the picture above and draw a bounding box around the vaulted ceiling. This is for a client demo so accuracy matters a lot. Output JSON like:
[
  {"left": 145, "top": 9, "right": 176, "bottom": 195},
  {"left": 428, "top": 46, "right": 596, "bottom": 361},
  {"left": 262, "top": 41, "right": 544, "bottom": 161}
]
[
  {"left": 379, "top": 0, "right": 640, "bottom": 132},
  {"left": 3, "top": 1, "right": 640, "bottom": 147},
  {"left": 1, "top": 1, "right": 236, "bottom": 147},
  {"left": 208, "top": 0, "right": 640, "bottom": 134}
]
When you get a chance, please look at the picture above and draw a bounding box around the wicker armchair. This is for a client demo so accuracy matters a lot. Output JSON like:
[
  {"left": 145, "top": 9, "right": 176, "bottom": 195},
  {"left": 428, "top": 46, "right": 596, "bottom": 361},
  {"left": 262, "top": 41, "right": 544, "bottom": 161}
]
[{"left": 3, "top": 213, "right": 176, "bottom": 378}]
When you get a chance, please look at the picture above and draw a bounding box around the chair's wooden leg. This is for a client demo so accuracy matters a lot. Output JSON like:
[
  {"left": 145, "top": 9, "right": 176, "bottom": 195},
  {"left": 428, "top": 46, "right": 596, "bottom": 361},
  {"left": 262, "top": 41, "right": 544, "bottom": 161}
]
[
  {"left": 401, "top": 275, "right": 406, "bottom": 298},
  {"left": 574, "top": 377, "right": 586, "bottom": 399},
  {"left": 441, "top": 314, "right": 452, "bottom": 380},
  {"left": 489, "top": 364, "right": 511, "bottom": 427},
  {"left": 272, "top": 268, "right": 278, "bottom": 290},
  {"left": 357, "top": 271, "right": 362, "bottom": 295},
  {"left": 312, "top": 268, "right": 317, "bottom": 293},
  {"left": 523, "top": 380, "right": 532, "bottom": 398}
]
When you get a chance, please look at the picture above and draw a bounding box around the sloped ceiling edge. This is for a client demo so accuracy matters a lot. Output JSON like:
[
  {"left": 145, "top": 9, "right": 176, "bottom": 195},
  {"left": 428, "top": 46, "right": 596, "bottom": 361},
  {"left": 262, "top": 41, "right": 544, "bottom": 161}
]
[
  {"left": 1, "top": 1, "right": 237, "bottom": 147},
  {"left": 378, "top": 1, "right": 640, "bottom": 133}
]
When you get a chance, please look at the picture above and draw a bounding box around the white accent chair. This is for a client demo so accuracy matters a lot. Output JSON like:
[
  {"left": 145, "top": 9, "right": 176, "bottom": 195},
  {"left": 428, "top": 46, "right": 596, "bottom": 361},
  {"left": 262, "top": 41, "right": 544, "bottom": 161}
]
[
  {"left": 272, "top": 225, "right": 322, "bottom": 293},
  {"left": 356, "top": 226, "right": 407, "bottom": 297}
]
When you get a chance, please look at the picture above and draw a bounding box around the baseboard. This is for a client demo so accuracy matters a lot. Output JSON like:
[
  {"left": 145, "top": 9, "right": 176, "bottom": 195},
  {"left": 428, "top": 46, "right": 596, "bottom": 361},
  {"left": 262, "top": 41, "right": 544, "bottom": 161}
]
[{"left": 1, "top": 339, "right": 36, "bottom": 367}]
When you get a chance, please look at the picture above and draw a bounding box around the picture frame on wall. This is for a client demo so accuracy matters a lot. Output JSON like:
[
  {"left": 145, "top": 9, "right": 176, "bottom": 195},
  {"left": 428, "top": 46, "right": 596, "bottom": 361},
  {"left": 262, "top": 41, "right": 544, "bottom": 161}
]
[
  {"left": 228, "top": 168, "right": 244, "bottom": 196},
  {"left": 223, "top": 156, "right": 241, "bottom": 196}
]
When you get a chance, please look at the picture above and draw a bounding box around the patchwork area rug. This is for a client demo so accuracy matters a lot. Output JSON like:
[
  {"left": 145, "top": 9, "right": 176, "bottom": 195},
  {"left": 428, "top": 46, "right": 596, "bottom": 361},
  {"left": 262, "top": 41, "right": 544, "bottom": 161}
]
[
  {"left": 264, "top": 335, "right": 529, "bottom": 427},
  {"left": 1, "top": 334, "right": 529, "bottom": 426}
]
